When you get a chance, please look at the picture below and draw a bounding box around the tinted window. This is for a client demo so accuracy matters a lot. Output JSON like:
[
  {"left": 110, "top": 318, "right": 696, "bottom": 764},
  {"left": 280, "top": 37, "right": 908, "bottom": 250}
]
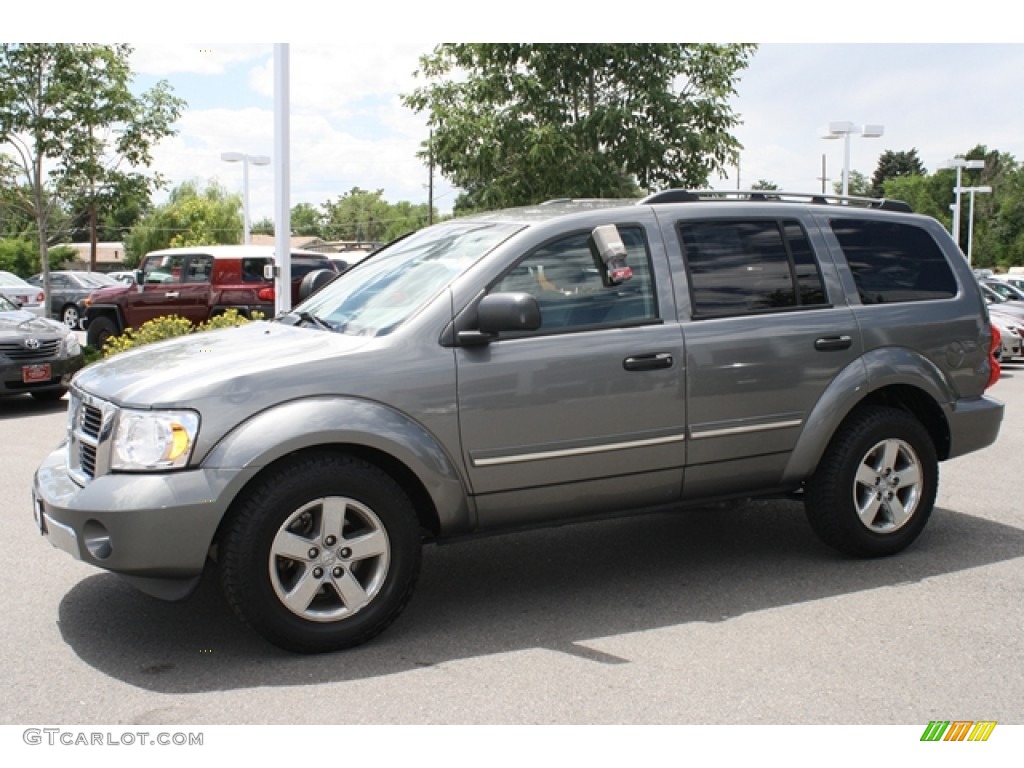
[
  {"left": 491, "top": 227, "right": 657, "bottom": 333},
  {"left": 184, "top": 255, "right": 213, "bottom": 283},
  {"left": 830, "top": 219, "right": 957, "bottom": 304},
  {"left": 678, "top": 220, "right": 827, "bottom": 318}
]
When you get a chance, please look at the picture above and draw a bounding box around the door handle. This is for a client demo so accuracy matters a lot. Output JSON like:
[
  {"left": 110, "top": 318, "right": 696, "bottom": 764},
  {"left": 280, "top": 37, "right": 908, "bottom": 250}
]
[
  {"left": 814, "top": 335, "right": 852, "bottom": 351},
  {"left": 164, "top": 291, "right": 180, "bottom": 298},
  {"left": 623, "top": 353, "right": 674, "bottom": 371}
]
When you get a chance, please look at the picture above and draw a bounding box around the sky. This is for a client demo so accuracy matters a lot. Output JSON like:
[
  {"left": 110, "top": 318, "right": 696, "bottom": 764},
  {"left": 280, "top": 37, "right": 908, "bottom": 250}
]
[{"left": 8, "top": 3, "right": 1024, "bottom": 226}]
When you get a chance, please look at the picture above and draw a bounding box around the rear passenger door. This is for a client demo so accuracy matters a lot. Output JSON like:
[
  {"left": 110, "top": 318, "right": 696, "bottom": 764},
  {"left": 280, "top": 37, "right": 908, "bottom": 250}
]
[{"left": 662, "top": 214, "right": 861, "bottom": 499}]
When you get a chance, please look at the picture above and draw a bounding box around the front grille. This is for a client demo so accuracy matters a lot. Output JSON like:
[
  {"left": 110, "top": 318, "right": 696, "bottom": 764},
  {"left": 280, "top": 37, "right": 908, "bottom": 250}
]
[
  {"left": 68, "top": 390, "right": 115, "bottom": 485},
  {"left": 0, "top": 339, "right": 60, "bottom": 361}
]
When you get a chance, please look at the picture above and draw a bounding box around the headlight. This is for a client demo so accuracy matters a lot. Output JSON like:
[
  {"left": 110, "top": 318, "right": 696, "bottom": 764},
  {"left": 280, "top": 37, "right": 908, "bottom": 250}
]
[
  {"left": 63, "top": 331, "right": 81, "bottom": 356},
  {"left": 112, "top": 409, "right": 200, "bottom": 471}
]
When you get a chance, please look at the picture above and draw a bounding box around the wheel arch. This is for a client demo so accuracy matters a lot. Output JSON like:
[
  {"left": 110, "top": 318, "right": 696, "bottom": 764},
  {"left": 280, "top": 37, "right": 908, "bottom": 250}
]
[
  {"left": 782, "top": 348, "right": 955, "bottom": 485},
  {"left": 202, "top": 397, "right": 471, "bottom": 543}
]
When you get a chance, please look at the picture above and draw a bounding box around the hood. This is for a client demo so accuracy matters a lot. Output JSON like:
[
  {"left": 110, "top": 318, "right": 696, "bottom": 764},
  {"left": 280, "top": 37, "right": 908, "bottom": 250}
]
[
  {"left": 74, "top": 320, "right": 373, "bottom": 407},
  {"left": 0, "top": 311, "right": 68, "bottom": 337}
]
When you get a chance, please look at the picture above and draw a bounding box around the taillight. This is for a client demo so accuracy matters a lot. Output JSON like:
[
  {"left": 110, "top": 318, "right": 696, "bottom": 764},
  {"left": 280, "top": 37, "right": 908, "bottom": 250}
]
[
  {"left": 35, "top": 291, "right": 45, "bottom": 302},
  {"left": 258, "top": 287, "right": 275, "bottom": 301},
  {"left": 987, "top": 323, "right": 1001, "bottom": 389}
]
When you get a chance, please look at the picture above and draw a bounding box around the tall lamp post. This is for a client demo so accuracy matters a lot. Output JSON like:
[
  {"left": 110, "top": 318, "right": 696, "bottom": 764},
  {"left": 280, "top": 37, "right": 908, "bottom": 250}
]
[
  {"left": 958, "top": 185, "right": 992, "bottom": 266},
  {"left": 821, "top": 122, "right": 884, "bottom": 197},
  {"left": 940, "top": 158, "right": 985, "bottom": 248},
  {"left": 221, "top": 152, "right": 270, "bottom": 244}
]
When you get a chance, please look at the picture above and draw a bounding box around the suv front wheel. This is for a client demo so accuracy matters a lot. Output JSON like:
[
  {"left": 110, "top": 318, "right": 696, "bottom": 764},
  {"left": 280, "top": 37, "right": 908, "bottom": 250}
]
[
  {"left": 220, "top": 452, "right": 422, "bottom": 653},
  {"left": 805, "top": 406, "right": 938, "bottom": 558}
]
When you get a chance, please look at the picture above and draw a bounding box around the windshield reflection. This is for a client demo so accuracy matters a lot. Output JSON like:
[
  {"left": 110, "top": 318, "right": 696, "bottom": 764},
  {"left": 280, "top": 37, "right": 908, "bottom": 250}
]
[{"left": 288, "top": 221, "right": 520, "bottom": 336}]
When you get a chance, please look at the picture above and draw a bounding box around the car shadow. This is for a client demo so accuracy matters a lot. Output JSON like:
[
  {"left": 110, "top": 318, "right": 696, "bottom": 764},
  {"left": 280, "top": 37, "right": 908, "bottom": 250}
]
[
  {"left": 56, "top": 499, "right": 1024, "bottom": 694},
  {"left": 0, "top": 394, "right": 67, "bottom": 420}
]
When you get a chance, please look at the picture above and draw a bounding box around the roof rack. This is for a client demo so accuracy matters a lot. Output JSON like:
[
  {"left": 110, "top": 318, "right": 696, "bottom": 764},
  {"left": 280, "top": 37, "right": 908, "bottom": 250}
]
[{"left": 638, "top": 189, "right": 913, "bottom": 213}]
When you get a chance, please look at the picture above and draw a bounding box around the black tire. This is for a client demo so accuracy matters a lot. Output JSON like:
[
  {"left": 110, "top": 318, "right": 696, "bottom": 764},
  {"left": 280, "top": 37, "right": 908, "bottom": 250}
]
[
  {"left": 219, "top": 452, "right": 422, "bottom": 653},
  {"left": 804, "top": 406, "right": 938, "bottom": 558},
  {"left": 85, "top": 315, "right": 119, "bottom": 349}
]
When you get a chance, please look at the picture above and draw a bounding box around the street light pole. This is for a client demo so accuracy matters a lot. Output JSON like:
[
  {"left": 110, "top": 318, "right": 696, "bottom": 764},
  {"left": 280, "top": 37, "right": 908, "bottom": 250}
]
[
  {"left": 221, "top": 151, "right": 271, "bottom": 244},
  {"left": 821, "top": 122, "right": 884, "bottom": 197},
  {"left": 940, "top": 158, "right": 986, "bottom": 248},
  {"left": 958, "top": 185, "right": 992, "bottom": 266}
]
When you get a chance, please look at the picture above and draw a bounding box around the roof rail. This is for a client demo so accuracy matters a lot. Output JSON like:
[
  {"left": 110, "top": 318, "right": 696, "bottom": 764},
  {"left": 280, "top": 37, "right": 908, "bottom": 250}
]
[{"left": 638, "top": 188, "right": 914, "bottom": 213}]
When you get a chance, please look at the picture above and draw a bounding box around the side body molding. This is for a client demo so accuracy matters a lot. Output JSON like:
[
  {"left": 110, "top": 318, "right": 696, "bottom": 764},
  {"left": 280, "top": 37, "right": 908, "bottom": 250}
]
[
  {"left": 781, "top": 347, "right": 958, "bottom": 485},
  {"left": 202, "top": 396, "right": 473, "bottom": 535}
]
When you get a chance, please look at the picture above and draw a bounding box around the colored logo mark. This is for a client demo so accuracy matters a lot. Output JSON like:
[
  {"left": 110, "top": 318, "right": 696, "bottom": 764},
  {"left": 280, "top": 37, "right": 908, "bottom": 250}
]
[{"left": 920, "top": 721, "right": 997, "bottom": 742}]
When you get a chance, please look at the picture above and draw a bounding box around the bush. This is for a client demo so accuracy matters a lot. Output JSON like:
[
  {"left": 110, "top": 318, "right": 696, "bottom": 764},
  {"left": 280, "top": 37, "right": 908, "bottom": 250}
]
[{"left": 101, "top": 310, "right": 259, "bottom": 358}]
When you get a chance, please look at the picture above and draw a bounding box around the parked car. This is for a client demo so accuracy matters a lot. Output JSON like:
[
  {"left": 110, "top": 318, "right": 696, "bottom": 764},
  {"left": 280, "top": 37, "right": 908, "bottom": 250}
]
[
  {"left": 329, "top": 250, "right": 374, "bottom": 274},
  {"left": 27, "top": 270, "right": 118, "bottom": 329},
  {"left": 981, "top": 277, "right": 1024, "bottom": 302},
  {"left": 0, "top": 293, "right": 84, "bottom": 401},
  {"left": 82, "top": 246, "right": 338, "bottom": 347},
  {"left": 0, "top": 270, "right": 47, "bottom": 318},
  {"left": 107, "top": 271, "right": 137, "bottom": 286},
  {"left": 989, "top": 312, "right": 1023, "bottom": 361},
  {"left": 34, "top": 190, "right": 1004, "bottom": 653}
]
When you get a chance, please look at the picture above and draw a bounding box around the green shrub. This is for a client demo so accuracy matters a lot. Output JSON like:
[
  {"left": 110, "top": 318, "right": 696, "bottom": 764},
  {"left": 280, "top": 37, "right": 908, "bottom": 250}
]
[{"left": 101, "top": 310, "right": 260, "bottom": 358}]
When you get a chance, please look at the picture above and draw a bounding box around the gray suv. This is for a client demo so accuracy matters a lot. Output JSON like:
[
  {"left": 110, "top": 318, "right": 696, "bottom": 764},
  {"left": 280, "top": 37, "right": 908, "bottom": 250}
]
[{"left": 32, "top": 191, "right": 1004, "bottom": 653}]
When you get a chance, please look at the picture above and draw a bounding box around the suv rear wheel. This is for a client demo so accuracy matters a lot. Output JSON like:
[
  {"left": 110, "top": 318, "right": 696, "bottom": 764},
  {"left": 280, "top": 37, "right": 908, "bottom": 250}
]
[
  {"left": 220, "top": 452, "right": 422, "bottom": 653},
  {"left": 805, "top": 406, "right": 938, "bottom": 558}
]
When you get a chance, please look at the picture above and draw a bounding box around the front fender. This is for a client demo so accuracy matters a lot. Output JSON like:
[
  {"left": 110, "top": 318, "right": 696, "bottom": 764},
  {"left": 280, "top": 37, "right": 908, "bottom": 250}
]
[
  {"left": 202, "top": 396, "right": 473, "bottom": 534},
  {"left": 781, "top": 347, "right": 957, "bottom": 485}
]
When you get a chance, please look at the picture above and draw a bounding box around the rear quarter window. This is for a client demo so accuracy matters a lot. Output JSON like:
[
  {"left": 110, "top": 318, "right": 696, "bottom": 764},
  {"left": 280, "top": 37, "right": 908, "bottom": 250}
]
[{"left": 830, "top": 219, "right": 957, "bottom": 304}]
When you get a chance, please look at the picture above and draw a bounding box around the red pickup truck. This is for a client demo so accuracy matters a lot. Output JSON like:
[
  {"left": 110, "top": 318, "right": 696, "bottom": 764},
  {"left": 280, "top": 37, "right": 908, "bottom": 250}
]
[{"left": 83, "top": 246, "right": 337, "bottom": 347}]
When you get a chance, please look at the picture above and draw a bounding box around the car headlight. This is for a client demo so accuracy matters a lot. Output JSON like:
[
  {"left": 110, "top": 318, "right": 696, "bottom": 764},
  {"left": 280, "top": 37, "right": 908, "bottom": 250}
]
[
  {"left": 63, "top": 331, "right": 81, "bottom": 357},
  {"left": 112, "top": 409, "right": 200, "bottom": 471}
]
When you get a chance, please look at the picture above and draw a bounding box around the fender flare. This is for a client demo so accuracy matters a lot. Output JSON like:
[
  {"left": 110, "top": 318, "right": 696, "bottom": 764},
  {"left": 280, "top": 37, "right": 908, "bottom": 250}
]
[
  {"left": 202, "top": 396, "right": 473, "bottom": 535},
  {"left": 781, "top": 347, "right": 955, "bottom": 485}
]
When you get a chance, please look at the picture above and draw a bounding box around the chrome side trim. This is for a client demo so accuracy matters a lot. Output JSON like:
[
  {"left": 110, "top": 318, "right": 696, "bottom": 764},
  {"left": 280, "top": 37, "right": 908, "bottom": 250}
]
[
  {"left": 472, "top": 433, "right": 687, "bottom": 468},
  {"left": 691, "top": 418, "right": 803, "bottom": 440}
]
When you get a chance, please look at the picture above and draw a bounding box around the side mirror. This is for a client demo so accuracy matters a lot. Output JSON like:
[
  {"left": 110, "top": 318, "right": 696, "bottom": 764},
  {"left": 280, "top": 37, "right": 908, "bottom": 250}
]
[{"left": 458, "top": 292, "right": 541, "bottom": 345}]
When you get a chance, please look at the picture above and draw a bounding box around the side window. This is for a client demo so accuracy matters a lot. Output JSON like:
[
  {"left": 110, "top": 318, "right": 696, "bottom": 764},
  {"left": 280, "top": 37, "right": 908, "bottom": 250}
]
[
  {"left": 490, "top": 227, "right": 657, "bottom": 333},
  {"left": 184, "top": 255, "right": 213, "bottom": 283},
  {"left": 679, "top": 219, "right": 828, "bottom": 318},
  {"left": 830, "top": 219, "right": 957, "bottom": 304},
  {"left": 242, "top": 257, "right": 270, "bottom": 283},
  {"left": 143, "top": 253, "right": 187, "bottom": 284}
]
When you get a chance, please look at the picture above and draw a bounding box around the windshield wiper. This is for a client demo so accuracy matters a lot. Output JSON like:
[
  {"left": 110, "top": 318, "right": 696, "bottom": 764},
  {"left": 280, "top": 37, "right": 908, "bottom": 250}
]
[{"left": 280, "top": 310, "right": 335, "bottom": 331}]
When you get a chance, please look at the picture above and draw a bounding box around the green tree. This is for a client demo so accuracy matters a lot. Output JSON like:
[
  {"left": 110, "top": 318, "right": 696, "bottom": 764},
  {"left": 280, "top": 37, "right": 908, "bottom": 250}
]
[
  {"left": 290, "top": 202, "right": 324, "bottom": 237},
  {"left": 751, "top": 179, "right": 779, "bottom": 190},
  {"left": 833, "top": 170, "right": 873, "bottom": 197},
  {"left": 321, "top": 188, "right": 393, "bottom": 242},
  {"left": 870, "top": 149, "right": 926, "bottom": 198},
  {"left": 124, "top": 180, "right": 242, "bottom": 265},
  {"left": 403, "top": 43, "right": 756, "bottom": 211},
  {"left": 251, "top": 216, "right": 274, "bottom": 236},
  {"left": 0, "top": 44, "right": 183, "bottom": 315}
]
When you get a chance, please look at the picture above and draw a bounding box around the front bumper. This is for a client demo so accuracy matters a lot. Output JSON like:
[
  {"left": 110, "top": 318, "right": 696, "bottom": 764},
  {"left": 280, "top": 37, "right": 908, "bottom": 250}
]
[
  {"left": 32, "top": 444, "right": 257, "bottom": 600},
  {"left": 1, "top": 355, "right": 81, "bottom": 394}
]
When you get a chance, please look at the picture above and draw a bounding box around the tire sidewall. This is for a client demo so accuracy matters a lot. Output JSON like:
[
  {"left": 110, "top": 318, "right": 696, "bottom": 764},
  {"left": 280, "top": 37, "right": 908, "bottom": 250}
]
[
  {"left": 222, "top": 454, "right": 421, "bottom": 652},
  {"left": 807, "top": 407, "right": 938, "bottom": 557}
]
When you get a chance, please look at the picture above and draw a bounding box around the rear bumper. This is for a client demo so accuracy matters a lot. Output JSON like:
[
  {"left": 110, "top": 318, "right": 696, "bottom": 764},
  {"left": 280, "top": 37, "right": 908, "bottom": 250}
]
[{"left": 946, "top": 394, "right": 1004, "bottom": 460}]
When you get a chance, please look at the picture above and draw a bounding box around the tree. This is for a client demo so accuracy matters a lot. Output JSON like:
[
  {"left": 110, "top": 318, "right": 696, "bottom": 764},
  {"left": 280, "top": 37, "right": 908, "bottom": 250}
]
[
  {"left": 833, "top": 170, "right": 872, "bottom": 198},
  {"left": 0, "top": 44, "right": 183, "bottom": 315},
  {"left": 290, "top": 202, "right": 324, "bottom": 237},
  {"left": 403, "top": 44, "right": 756, "bottom": 211},
  {"left": 322, "top": 188, "right": 394, "bottom": 242},
  {"left": 751, "top": 179, "right": 779, "bottom": 190},
  {"left": 870, "top": 149, "right": 926, "bottom": 198},
  {"left": 124, "top": 180, "right": 242, "bottom": 265}
]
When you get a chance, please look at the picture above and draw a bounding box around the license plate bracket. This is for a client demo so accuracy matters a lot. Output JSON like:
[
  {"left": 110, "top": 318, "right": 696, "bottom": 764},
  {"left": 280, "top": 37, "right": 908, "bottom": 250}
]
[{"left": 22, "top": 363, "right": 51, "bottom": 384}]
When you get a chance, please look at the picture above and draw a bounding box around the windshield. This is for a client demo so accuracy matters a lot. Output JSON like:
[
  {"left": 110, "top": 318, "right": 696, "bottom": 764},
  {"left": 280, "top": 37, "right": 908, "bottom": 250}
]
[{"left": 291, "top": 221, "right": 521, "bottom": 336}]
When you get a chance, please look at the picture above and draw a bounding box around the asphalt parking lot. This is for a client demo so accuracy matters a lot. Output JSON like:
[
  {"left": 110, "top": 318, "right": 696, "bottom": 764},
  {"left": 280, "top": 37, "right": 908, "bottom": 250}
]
[{"left": 1, "top": 365, "right": 1022, "bottom": 728}]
